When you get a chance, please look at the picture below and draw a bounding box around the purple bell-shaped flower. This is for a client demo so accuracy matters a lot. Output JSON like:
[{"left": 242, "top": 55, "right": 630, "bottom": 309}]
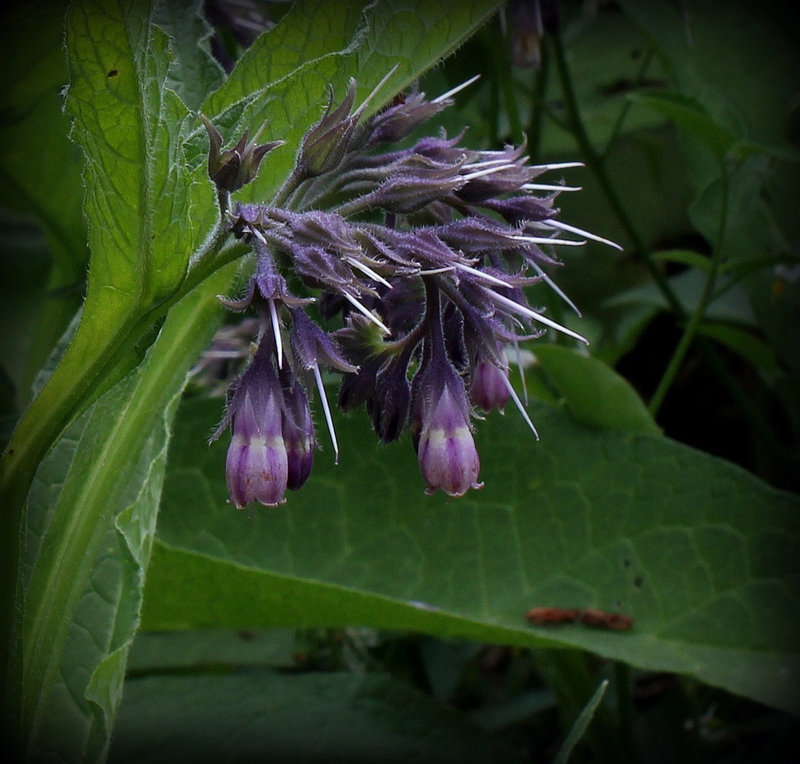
[
  {"left": 412, "top": 312, "right": 483, "bottom": 497},
  {"left": 219, "top": 347, "right": 289, "bottom": 508}
]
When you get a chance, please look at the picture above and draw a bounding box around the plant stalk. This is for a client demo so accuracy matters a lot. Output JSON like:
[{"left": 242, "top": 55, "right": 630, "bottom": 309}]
[{"left": 648, "top": 169, "right": 728, "bottom": 415}]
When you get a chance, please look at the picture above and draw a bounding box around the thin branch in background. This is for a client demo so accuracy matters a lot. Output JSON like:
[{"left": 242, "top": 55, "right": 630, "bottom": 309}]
[
  {"left": 526, "top": 40, "right": 550, "bottom": 158},
  {"left": 491, "top": 15, "right": 524, "bottom": 145},
  {"left": 648, "top": 168, "right": 729, "bottom": 416},
  {"left": 546, "top": 29, "right": 788, "bottom": 462},
  {"left": 548, "top": 31, "right": 684, "bottom": 318},
  {"left": 600, "top": 46, "right": 656, "bottom": 160}
]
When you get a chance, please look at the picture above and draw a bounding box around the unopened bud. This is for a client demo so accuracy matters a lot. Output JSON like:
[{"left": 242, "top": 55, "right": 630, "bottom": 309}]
[
  {"left": 202, "top": 114, "right": 283, "bottom": 193},
  {"left": 296, "top": 79, "right": 359, "bottom": 178}
]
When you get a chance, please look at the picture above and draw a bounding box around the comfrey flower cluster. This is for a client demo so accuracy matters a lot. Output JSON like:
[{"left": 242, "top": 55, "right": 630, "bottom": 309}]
[{"left": 207, "top": 74, "right": 618, "bottom": 508}]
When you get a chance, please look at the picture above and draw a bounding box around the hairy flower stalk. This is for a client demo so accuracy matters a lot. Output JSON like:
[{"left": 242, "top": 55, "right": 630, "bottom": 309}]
[{"left": 206, "top": 75, "right": 619, "bottom": 506}]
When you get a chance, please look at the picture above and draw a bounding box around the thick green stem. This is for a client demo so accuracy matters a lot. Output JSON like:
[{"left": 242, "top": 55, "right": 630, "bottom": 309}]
[
  {"left": 0, "top": 215, "right": 236, "bottom": 507},
  {"left": 271, "top": 166, "right": 306, "bottom": 208}
]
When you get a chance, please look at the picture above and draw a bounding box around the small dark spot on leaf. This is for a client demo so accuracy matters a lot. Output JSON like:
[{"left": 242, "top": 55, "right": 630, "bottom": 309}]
[
  {"left": 622, "top": 558, "right": 632, "bottom": 568},
  {"left": 634, "top": 575, "right": 644, "bottom": 589},
  {"left": 107, "top": 69, "right": 119, "bottom": 78},
  {"left": 237, "top": 630, "right": 255, "bottom": 641}
]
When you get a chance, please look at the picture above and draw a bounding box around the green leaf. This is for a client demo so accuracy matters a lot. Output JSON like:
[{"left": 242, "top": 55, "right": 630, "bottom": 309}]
[
  {"left": 1, "top": 0, "right": 219, "bottom": 515},
  {"left": 202, "top": 0, "right": 371, "bottom": 118},
  {"left": 144, "top": 398, "right": 800, "bottom": 714},
  {"left": 109, "top": 671, "right": 524, "bottom": 763},
  {"left": 64, "top": 0, "right": 216, "bottom": 321},
  {"left": 606, "top": 268, "right": 756, "bottom": 326},
  {"left": 152, "top": 0, "right": 225, "bottom": 112},
  {"left": 696, "top": 322, "right": 779, "bottom": 374},
  {"left": 0, "top": 1, "right": 88, "bottom": 390},
  {"left": 688, "top": 153, "right": 771, "bottom": 248},
  {"left": 21, "top": 263, "right": 236, "bottom": 759},
  {"left": 627, "top": 89, "right": 738, "bottom": 159},
  {"left": 617, "top": 0, "right": 798, "bottom": 148},
  {"left": 652, "top": 249, "right": 712, "bottom": 274},
  {"left": 532, "top": 345, "right": 661, "bottom": 435}
]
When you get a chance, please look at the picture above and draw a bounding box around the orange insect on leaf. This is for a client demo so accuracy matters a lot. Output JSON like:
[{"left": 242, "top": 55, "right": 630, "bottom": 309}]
[
  {"left": 579, "top": 608, "right": 634, "bottom": 631},
  {"left": 525, "top": 607, "right": 634, "bottom": 630},
  {"left": 525, "top": 607, "right": 581, "bottom": 625}
]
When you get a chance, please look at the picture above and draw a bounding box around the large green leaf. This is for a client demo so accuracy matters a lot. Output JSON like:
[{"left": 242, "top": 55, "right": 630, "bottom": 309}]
[
  {"left": 109, "top": 671, "right": 524, "bottom": 763},
  {"left": 0, "top": 1, "right": 88, "bottom": 393},
  {"left": 202, "top": 0, "right": 370, "bottom": 118},
  {"left": 144, "top": 397, "right": 800, "bottom": 715},
  {"left": 20, "top": 263, "right": 236, "bottom": 760},
  {"left": 152, "top": 0, "right": 225, "bottom": 112},
  {"left": 1, "top": 0, "right": 219, "bottom": 516}
]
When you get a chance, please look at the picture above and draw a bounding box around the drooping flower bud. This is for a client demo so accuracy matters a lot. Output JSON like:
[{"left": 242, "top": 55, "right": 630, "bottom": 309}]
[
  {"left": 507, "top": 0, "right": 560, "bottom": 69},
  {"left": 280, "top": 367, "right": 315, "bottom": 491},
  {"left": 368, "top": 357, "right": 411, "bottom": 443},
  {"left": 470, "top": 358, "right": 510, "bottom": 413},
  {"left": 289, "top": 307, "right": 357, "bottom": 375},
  {"left": 412, "top": 352, "right": 482, "bottom": 497},
  {"left": 216, "top": 348, "right": 289, "bottom": 508}
]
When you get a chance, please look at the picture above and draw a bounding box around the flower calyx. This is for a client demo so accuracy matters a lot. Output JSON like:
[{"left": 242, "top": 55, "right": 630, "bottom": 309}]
[{"left": 202, "top": 114, "right": 283, "bottom": 193}]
